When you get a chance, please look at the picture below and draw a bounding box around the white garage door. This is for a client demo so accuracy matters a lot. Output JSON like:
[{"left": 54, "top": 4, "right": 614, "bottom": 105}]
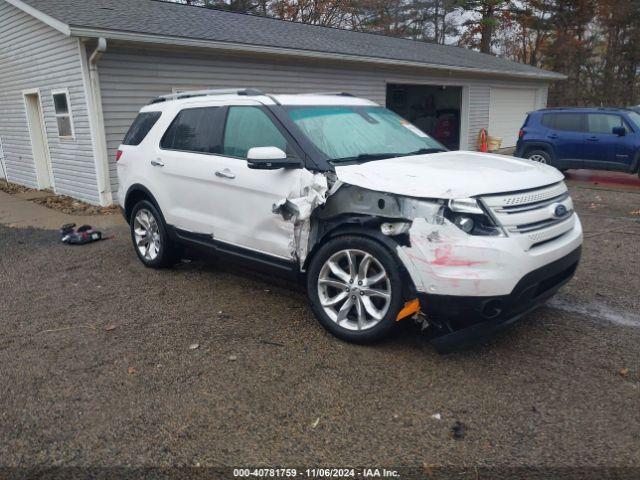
[
  {"left": 489, "top": 88, "right": 538, "bottom": 148},
  {"left": 0, "top": 137, "right": 6, "bottom": 179}
]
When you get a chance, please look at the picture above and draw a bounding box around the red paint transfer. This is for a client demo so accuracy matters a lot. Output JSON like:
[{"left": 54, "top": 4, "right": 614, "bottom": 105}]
[{"left": 430, "top": 245, "right": 487, "bottom": 267}]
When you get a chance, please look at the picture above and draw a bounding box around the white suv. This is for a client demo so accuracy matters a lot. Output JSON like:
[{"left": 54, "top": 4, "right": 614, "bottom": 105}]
[{"left": 117, "top": 89, "right": 583, "bottom": 352}]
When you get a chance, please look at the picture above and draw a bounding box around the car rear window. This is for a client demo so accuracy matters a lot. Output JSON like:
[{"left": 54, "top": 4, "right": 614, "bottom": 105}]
[
  {"left": 123, "top": 112, "right": 161, "bottom": 146},
  {"left": 160, "top": 107, "right": 225, "bottom": 154},
  {"left": 541, "top": 113, "right": 585, "bottom": 132}
]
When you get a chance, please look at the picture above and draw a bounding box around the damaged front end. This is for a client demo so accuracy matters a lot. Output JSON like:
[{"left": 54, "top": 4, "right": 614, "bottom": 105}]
[
  {"left": 272, "top": 172, "right": 508, "bottom": 349},
  {"left": 273, "top": 170, "right": 581, "bottom": 353}
]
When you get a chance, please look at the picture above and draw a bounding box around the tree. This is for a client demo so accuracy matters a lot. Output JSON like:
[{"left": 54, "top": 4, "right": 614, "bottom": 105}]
[{"left": 458, "top": 0, "right": 511, "bottom": 54}]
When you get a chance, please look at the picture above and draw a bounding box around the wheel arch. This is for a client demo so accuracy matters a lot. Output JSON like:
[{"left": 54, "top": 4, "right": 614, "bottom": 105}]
[
  {"left": 303, "top": 221, "right": 417, "bottom": 299},
  {"left": 631, "top": 149, "right": 640, "bottom": 173},
  {"left": 124, "top": 184, "right": 163, "bottom": 224},
  {"left": 522, "top": 142, "right": 555, "bottom": 159}
]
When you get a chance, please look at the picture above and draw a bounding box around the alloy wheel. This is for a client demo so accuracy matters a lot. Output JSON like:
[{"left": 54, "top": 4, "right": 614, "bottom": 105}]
[
  {"left": 317, "top": 249, "right": 392, "bottom": 331},
  {"left": 529, "top": 154, "right": 547, "bottom": 164},
  {"left": 133, "top": 208, "right": 161, "bottom": 261}
]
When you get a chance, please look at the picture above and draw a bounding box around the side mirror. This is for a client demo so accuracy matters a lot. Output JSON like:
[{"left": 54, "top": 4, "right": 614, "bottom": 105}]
[
  {"left": 612, "top": 126, "right": 626, "bottom": 136},
  {"left": 247, "top": 147, "right": 301, "bottom": 170}
]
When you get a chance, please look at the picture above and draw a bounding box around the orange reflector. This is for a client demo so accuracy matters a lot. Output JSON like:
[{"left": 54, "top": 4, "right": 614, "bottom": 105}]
[{"left": 396, "top": 298, "right": 421, "bottom": 321}]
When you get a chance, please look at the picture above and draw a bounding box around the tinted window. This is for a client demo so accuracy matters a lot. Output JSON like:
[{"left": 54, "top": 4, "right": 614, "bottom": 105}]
[
  {"left": 161, "top": 107, "right": 224, "bottom": 153},
  {"left": 223, "top": 106, "right": 287, "bottom": 158},
  {"left": 123, "top": 112, "right": 161, "bottom": 146},
  {"left": 542, "top": 113, "right": 585, "bottom": 132},
  {"left": 587, "top": 114, "right": 627, "bottom": 134}
]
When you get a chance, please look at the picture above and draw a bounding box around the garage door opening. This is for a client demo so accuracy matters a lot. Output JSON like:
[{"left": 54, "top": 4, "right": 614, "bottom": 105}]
[{"left": 386, "top": 84, "right": 462, "bottom": 150}]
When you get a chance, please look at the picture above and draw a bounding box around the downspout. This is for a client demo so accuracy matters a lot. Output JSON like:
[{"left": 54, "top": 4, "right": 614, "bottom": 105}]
[{"left": 86, "top": 38, "right": 113, "bottom": 206}]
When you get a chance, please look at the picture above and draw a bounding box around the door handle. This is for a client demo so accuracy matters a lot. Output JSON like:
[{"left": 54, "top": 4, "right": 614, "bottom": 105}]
[
  {"left": 547, "top": 134, "right": 558, "bottom": 139},
  {"left": 586, "top": 136, "right": 598, "bottom": 141},
  {"left": 151, "top": 159, "right": 165, "bottom": 167},
  {"left": 215, "top": 169, "right": 235, "bottom": 179}
]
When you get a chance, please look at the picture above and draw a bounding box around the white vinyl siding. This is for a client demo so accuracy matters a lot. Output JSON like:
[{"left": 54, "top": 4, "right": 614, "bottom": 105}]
[
  {"left": 0, "top": 2, "right": 98, "bottom": 203},
  {"left": 99, "top": 46, "right": 550, "bottom": 201},
  {"left": 489, "top": 87, "right": 539, "bottom": 148}
]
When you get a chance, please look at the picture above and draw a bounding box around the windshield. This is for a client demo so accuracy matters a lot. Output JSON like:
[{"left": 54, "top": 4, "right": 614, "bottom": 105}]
[
  {"left": 286, "top": 106, "right": 446, "bottom": 164},
  {"left": 627, "top": 110, "right": 640, "bottom": 129}
]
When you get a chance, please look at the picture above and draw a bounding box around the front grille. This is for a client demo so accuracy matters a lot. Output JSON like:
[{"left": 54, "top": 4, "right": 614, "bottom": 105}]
[
  {"left": 496, "top": 182, "right": 567, "bottom": 206},
  {"left": 497, "top": 192, "right": 569, "bottom": 214},
  {"left": 509, "top": 210, "right": 574, "bottom": 233},
  {"left": 481, "top": 182, "right": 576, "bottom": 250}
]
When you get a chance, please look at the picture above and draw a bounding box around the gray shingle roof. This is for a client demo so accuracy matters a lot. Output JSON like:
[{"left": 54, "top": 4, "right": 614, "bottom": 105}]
[{"left": 19, "top": 0, "right": 564, "bottom": 80}]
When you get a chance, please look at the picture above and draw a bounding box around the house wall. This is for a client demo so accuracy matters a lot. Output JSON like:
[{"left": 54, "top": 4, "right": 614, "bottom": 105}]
[
  {"left": 99, "top": 45, "right": 549, "bottom": 203},
  {"left": 0, "top": 2, "right": 100, "bottom": 203}
]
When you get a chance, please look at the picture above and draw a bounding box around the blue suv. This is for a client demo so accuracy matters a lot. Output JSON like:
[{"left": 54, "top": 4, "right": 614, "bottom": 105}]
[{"left": 515, "top": 107, "right": 640, "bottom": 176}]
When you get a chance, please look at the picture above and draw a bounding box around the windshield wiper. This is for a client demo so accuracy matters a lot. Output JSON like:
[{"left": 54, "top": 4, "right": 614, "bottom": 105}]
[
  {"left": 330, "top": 148, "right": 447, "bottom": 165},
  {"left": 398, "top": 147, "right": 448, "bottom": 157},
  {"left": 330, "top": 153, "right": 401, "bottom": 164}
]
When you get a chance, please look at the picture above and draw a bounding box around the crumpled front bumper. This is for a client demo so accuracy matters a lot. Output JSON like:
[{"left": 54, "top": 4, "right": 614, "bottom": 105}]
[{"left": 420, "top": 246, "right": 582, "bottom": 353}]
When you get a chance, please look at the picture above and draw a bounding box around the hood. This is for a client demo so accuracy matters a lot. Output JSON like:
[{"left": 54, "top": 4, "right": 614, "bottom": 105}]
[{"left": 334, "top": 151, "right": 565, "bottom": 199}]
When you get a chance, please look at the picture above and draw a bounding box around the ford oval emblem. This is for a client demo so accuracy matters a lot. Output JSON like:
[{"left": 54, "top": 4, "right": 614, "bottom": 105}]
[{"left": 554, "top": 204, "right": 568, "bottom": 218}]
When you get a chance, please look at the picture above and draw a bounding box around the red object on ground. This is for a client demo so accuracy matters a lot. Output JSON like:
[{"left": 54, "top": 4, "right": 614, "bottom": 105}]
[{"left": 478, "top": 129, "right": 488, "bottom": 152}]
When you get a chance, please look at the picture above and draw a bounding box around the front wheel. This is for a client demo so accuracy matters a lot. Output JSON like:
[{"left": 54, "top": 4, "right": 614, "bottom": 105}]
[
  {"left": 306, "top": 235, "right": 405, "bottom": 343},
  {"left": 130, "top": 200, "right": 179, "bottom": 268},
  {"left": 526, "top": 149, "right": 552, "bottom": 165}
]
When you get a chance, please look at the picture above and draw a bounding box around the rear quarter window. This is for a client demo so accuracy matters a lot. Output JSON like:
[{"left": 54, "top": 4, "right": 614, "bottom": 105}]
[{"left": 123, "top": 112, "right": 162, "bottom": 146}]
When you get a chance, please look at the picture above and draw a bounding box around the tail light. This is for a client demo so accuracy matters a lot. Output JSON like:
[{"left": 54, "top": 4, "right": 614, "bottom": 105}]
[
  {"left": 518, "top": 129, "right": 525, "bottom": 139},
  {"left": 115, "top": 149, "right": 123, "bottom": 161}
]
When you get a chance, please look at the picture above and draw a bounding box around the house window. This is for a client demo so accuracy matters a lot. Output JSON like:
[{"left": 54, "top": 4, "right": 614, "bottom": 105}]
[{"left": 51, "top": 89, "right": 75, "bottom": 139}]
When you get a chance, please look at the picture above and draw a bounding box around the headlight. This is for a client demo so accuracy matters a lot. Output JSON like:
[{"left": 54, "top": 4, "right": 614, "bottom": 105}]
[{"left": 445, "top": 198, "right": 503, "bottom": 236}]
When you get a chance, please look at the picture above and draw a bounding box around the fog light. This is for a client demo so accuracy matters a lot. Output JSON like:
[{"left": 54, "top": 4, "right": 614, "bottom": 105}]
[{"left": 454, "top": 215, "right": 474, "bottom": 233}]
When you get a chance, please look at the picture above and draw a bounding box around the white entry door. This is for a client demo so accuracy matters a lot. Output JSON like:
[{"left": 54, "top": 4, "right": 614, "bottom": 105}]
[
  {"left": 489, "top": 88, "right": 538, "bottom": 148},
  {"left": 0, "top": 136, "right": 6, "bottom": 179},
  {"left": 23, "top": 91, "right": 54, "bottom": 189}
]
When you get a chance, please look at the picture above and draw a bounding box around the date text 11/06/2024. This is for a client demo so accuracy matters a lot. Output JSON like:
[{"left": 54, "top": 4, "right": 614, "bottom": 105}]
[{"left": 233, "top": 468, "right": 401, "bottom": 478}]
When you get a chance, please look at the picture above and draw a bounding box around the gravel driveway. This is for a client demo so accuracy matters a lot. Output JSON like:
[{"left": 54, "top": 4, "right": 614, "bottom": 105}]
[{"left": 0, "top": 184, "right": 639, "bottom": 477}]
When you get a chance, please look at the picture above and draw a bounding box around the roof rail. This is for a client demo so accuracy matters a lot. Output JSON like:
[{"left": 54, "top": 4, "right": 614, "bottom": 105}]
[
  {"left": 150, "top": 88, "right": 265, "bottom": 104},
  {"left": 306, "top": 92, "right": 354, "bottom": 97}
]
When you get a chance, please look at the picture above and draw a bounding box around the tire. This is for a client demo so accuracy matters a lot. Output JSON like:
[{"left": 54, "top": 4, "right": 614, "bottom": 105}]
[
  {"left": 129, "top": 199, "right": 179, "bottom": 268},
  {"left": 306, "top": 235, "right": 405, "bottom": 344},
  {"left": 526, "top": 149, "right": 552, "bottom": 165}
]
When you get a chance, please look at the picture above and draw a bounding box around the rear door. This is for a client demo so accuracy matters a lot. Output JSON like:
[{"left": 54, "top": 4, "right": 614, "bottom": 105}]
[
  {"left": 541, "top": 112, "right": 585, "bottom": 168},
  {"left": 155, "top": 104, "right": 227, "bottom": 233}
]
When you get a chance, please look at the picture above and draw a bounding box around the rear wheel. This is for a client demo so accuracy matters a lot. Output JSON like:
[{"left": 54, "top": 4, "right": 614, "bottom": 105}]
[
  {"left": 130, "top": 200, "right": 179, "bottom": 268},
  {"left": 306, "top": 235, "right": 405, "bottom": 343}
]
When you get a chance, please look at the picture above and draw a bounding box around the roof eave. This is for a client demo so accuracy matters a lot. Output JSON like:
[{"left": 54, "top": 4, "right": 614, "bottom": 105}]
[
  {"left": 4, "top": 0, "right": 71, "bottom": 35},
  {"left": 71, "top": 27, "right": 567, "bottom": 82}
]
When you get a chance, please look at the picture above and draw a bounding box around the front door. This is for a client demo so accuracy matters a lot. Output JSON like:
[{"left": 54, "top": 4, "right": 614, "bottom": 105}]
[
  {"left": 206, "top": 105, "right": 305, "bottom": 259},
  {"left": 23, "top": 91, "right": 53, "bottom": 189},
  {"left": 584, "top": 113, "right": 633, "bottom": 170}
]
